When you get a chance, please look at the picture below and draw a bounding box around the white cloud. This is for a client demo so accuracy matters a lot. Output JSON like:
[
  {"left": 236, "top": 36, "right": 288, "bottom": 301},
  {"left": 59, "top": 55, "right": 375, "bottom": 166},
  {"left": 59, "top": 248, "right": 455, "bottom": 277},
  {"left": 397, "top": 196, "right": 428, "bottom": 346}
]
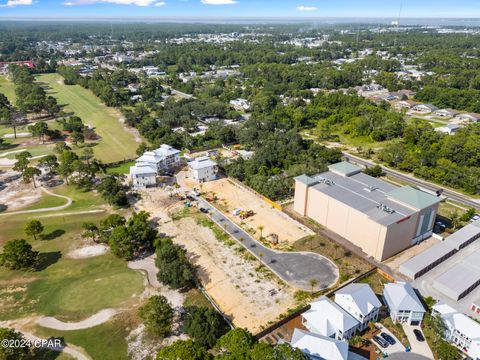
[
  {"left": 63, "top": 0, "right": 162, "bottom": 5},
  {"left": 296, "top": 5, "right": 317, "bottom": 11},
  {"left": 0, "top": 0, "right": 32, "bottom": 7},
  {"left": 201, "top": 0, "right": 237, "bottom": 5}
]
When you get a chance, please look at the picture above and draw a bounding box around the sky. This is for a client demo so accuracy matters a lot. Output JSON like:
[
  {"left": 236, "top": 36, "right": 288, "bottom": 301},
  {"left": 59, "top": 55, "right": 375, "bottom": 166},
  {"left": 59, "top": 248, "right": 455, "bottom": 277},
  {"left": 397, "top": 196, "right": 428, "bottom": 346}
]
[{"left": 1, "top": 0, "right": 480, "bottom": 19}]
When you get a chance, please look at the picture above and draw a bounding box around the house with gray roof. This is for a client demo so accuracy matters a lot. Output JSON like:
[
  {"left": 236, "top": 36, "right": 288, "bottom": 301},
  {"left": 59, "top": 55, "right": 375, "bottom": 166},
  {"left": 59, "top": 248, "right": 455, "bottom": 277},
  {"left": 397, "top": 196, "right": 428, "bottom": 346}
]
[
  {"left": 334, "top": 283, "right": 382, "bottom": 331},
  {"left": 383, "top": 282, "right": 425, "bottom": 325}
]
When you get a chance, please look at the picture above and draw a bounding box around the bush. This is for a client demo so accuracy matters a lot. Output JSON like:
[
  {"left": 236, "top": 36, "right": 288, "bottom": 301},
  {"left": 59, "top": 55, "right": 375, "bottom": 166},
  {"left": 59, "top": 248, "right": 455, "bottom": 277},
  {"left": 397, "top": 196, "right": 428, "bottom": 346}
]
[
  {"left": 183, "top": 306, "right": 229, "bottom": 348},
  {"left": 0, "top": 239, "right": 38, "bottom": 270},
  {"left": 155, "top": 238, "right": 197, "bottom": 289},
  {"left": 138, "top": 295, "right": 173, "bottom": 337}
]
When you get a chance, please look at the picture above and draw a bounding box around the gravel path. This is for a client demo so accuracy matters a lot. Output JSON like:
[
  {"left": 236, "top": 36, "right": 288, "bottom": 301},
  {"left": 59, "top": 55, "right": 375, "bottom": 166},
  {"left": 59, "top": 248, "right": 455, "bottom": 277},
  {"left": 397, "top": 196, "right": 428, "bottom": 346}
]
[
  {"left": 37, "top": 309, "right": 118, "bottom": 331},
  {"left": 128, "top": 255, "right": 184, "bottom": 308}
]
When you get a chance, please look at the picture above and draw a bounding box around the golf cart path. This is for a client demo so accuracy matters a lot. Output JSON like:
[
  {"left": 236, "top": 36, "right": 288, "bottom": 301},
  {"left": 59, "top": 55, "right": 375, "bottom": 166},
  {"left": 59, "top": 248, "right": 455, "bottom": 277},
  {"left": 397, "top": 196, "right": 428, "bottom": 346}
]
[
  {"left": 0, "top": 320, "right": 91, "bottom": 360},
  {"left": 37, "top": 309, "right": 118, "bottom": 331},
  {"left": 23, "top": 330, "right": 91, "bottom": 360},
  {"left": 0, "top": 187, "right": 72, "bottom": 216}
]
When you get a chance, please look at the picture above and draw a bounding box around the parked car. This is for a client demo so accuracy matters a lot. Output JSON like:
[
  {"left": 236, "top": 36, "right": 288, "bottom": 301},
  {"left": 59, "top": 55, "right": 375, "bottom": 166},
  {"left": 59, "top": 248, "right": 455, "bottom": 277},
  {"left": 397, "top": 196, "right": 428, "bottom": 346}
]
[
  {"left": 373, "top": 336, "right": 389, "bottom": 348},
  {"left": 413, "top": 329, "right": 425, "bottom": 342},
  {"left": 380, "top": 332, "right": 396, "bottom": 345},
  {"left": 199, "top": 208, "right": 209, "bottom": 213}
]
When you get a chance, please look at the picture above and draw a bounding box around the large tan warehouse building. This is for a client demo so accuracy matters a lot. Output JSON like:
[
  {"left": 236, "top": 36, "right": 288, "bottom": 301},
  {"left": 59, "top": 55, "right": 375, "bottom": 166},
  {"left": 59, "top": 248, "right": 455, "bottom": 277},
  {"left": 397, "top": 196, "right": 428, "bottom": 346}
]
[{"left": 294, "top": 162, "right": 441, "bottom": 261}]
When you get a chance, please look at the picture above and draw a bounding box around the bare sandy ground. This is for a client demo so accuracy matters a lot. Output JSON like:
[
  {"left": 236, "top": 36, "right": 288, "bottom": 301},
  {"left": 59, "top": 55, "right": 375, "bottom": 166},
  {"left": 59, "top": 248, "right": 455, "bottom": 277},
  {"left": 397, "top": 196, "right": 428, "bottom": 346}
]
[
  {"left": 37, "top": 309, "right": 118, "bottom": 331},
  {"left": 128, "top": 255, "right": 185, "bottom": 308},
  {"left": 177, "top": 170, "right": 313, "bottom": 245},
  {"left": 137, "top": 189, "right": 297, "bottom": 333},
  {"left": 67, "top": 244, "right": 109, "bottom": 259},
  {"left": 0, "top": 169, "right": 42, "bottom": 211}
]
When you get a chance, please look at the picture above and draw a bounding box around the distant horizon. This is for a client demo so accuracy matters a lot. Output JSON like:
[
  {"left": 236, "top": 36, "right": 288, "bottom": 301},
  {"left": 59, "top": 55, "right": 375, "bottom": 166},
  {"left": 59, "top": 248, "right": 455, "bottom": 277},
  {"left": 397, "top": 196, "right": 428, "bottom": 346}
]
[
  {"left": 2, "top": 0, "right": 480, "bottom": 22},
  {"left": 2, "top": 16, "right": 480, "bottom": 25}
]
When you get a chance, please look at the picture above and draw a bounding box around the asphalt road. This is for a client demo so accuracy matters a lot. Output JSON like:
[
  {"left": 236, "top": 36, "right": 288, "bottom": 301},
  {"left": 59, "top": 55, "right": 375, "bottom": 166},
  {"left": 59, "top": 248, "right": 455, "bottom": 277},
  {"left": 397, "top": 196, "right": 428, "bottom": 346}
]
[
  {"left": 343, "top": 152, "right": 480, "bottom": 210},
  {"left": 197, "top": 198, "right": 339, "bottom": 292}
]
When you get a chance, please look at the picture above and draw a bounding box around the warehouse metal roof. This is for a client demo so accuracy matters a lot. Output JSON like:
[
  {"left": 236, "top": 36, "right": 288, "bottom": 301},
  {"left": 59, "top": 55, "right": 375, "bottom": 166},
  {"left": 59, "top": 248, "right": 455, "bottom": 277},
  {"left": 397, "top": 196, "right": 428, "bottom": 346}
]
[
  {"left": 387, "top": 186, "right": 440, "bottom": 210},
  {"left": 447, "top": 219, "right": 480, "bottom": 250},
  {"left": 433, "top": 262, "right": 480, "bottom": 300},
  {"left": 399, "top": 241, "right": 457, "bottom": 279},
  {"left": 309, "top": 170, "right": 417, "bottom": 226}
]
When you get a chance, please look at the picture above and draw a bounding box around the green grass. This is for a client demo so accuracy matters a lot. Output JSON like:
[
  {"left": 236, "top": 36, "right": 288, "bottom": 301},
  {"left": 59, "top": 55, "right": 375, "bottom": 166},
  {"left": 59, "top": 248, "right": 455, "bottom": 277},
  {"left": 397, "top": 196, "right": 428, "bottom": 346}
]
[
  {"left": 34, "top": 314, "right": 135, "bottom": 360},
  {"left": 8, "top": 190, "right": 68, "bottom": 212},
  {"left": 0, "top": 76, "right": 16, "bottom": 103},
  {"left": 184, "top": 288, "right": 214, "bottom": 309},
  {"left": 0, "top": 182, "right": 144, "bottom": 359},
  {"left": 106, "top": 161, "right": 135, "bottom": 175},
  {"left": 0, "top": 184, "right": 141, "bottom": 321},
  {"left": 36, "top": 73, "right": 140, "bottom": 163},
  {"left": 0, "top": 144, "right": 54, "bottom": 159}
]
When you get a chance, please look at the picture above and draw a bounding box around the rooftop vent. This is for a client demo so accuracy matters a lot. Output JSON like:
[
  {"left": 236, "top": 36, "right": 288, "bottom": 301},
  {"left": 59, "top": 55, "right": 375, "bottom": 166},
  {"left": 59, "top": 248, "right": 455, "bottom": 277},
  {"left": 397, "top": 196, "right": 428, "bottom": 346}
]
[
  {"left": 377, "top": 203, "right": 396, "bottom": 214},
  {"left": 316, "top": 177, "right": 335, "bottom": 186}
]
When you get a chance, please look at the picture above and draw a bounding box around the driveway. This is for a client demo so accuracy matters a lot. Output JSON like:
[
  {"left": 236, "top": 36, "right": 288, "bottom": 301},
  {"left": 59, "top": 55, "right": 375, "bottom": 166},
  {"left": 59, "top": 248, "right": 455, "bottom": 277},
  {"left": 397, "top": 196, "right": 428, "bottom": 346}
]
[
  {"left": 198, "top": 198, "right": 339, "bottom": 291},
  {"left": 375, "top": 323, "right": 407, "bottom": 355},
  {"left": 402, "top": 324, "right": 434, "bottom": 359}
]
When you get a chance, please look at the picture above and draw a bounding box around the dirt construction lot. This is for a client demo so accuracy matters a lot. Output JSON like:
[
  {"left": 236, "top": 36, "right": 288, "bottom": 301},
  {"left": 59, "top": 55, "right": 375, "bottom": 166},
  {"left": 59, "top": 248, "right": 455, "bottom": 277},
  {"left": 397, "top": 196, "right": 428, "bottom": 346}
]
[
  {"left": 136, "top": 188, "right": 297, "bottom": 333},
  {"left": 178, "top": 171, "right": 313, "bottom": 245}
]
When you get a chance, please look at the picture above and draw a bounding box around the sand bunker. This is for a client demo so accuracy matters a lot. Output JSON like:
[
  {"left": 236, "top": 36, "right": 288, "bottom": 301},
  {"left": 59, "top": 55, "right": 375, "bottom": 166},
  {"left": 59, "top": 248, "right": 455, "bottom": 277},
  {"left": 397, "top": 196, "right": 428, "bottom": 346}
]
[{"left": 67, "top": 245, "right": 109, "bottom": 259}]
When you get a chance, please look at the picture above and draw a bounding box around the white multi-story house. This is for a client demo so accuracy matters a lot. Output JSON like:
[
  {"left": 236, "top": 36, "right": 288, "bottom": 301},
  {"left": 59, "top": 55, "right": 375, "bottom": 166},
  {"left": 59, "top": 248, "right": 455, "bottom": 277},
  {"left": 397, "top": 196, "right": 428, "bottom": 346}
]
[
  {"left": 135, "top": 144, "right": 181, "bottom": 173},
  {"left": 432, "top": 303, "right": 480, "bottom": 360},
  {"left": 383, "top": 282, "right": 426, "bottom": 326},
  {"left": 188, "top": 156, "right": 218, "bottom": 182},
  {"left": 130, "top": 144, "right": 181, "bottom": 189},
  {"left": 290, "top": 328, "right": 349, "bottom": 360},
  {"left": 334, "top": 283, "right": 382, "bottom": 331},
  {"left": 301, "top": 296, "right": 359, "bottom": 341},
  {"left": 129, "top": 163, "right": 157, "bottom": 188}
]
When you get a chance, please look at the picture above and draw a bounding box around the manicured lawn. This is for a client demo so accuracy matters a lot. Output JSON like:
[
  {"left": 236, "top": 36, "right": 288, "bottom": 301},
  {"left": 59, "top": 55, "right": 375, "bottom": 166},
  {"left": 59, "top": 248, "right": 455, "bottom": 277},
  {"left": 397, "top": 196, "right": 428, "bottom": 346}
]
[
  {"left": 36, "top": 73, "right": 140, "bottom": 163},
  {"left": 106, "top": 161, "right": 135, "bottom": 175},
  {"left": 0, "top": 144, "right": 54, "bottom": 159},
  {"left": 0, "top": 183, "right": 142, "bottom": 326},
  {"left": 10, "top": 190, "right": 68, "bottom": 212},
  {"left": 35, "top": 313, "right": 136, "bottom": 360},
  {"left": 0, "top": 76, "right": 16, "bottom": 103}
]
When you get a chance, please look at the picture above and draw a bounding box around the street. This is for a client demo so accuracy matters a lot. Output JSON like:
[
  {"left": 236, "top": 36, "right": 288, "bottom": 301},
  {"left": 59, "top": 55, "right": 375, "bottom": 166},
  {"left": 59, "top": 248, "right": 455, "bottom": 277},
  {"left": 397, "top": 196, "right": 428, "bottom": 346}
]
[{"left": 198, "top": 198, "right": 340, "bottom": 292}]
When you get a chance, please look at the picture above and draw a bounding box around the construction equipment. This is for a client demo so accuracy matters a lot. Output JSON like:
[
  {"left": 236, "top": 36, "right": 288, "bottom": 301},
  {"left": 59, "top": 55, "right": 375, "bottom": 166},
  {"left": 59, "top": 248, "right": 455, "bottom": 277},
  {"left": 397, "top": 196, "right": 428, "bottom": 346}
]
[
  {"left": 267, "top": 233, "right": 279, "bottom": 245},
  {"left": 240, "top": 210, "right": 254, "bottom": 219}
]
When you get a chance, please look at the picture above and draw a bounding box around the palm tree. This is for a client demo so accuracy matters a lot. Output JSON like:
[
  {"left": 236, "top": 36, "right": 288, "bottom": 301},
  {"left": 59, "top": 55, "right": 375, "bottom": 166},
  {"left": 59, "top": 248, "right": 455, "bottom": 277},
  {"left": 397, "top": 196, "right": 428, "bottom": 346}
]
[
  {"left": 451, "top": 211, "right": 460, "bottom": 230},
  {"left": 309, "top": 278, "right": 318, "bottom": 293},
  {"left": 257, "top": 225, "right": 264, "bottom": 239}
]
